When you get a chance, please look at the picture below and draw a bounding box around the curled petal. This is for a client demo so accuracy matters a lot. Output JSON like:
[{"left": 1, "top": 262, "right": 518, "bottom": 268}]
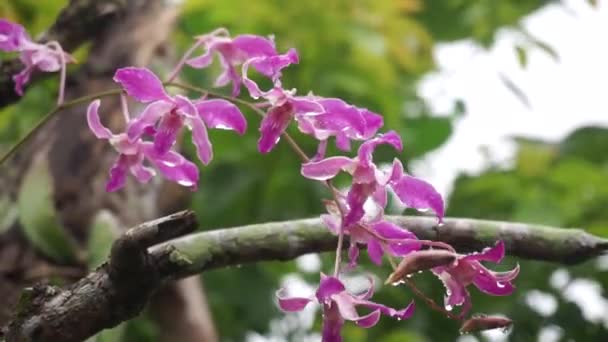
[
  {"left": 129, "top": 160, "right": 155, "bottom": 183},
  {"left": 357, "top": 299, "right": 416, "bottom": 322},
  {"left": 251, "top": 48, "right": 299, "bottom": 80},
  {"left": 354, "top": 310, "right": 381, "bottom": 328},
  {"left": 390, "top": 174, "right": 445, "bottom": 222},
  {"left": 356, "top": 276, "right": 375, "bottom": 301},
  {"left": 231, "top": 34, "right": 277, "bottom": 56},
  {"left": 371, "top": 221, "right": 416, "bottom": 240},
  {"left": 301, "top": 156, "right": 353, "bottom": 181},
  {"left": 186, "top": 49, "right": 214, "bottom": 68},
  {"left": 276, "top": 289, "right": 312, "bottom": 312},
  {"left": 492, "top": 264, "right": 520, "bottom": 282},
  {"left": 188, "top": 116, "right": 213, "bottom": 165},
  {"left": 87, "top": 100, "right": 113, "bottom": 139},
  {"left": 357, "top": 131, "right": 403, "bottom": 166},
  {"left": 126, "top": 100, "right": 173, "bottom": 141},
  {"left": 195, "top": 99, "right": 247, "bottom": 134},
  {"left": 258, "top": 104, "right": 293, "bottom": 153},
  {"left": 463, "top": 241, "right": 505, "bottom": 263},
  {"left": 113, "top": 67, "right": 169, "bottom": 103},
  {"left": 361, "top": 109, "right": 383, "bottom": 138},
  {"left": 435, "top": 271, "right": 469, "bottom": 308},
  {"left": 472, "top": 267, "right": 516, "bottom": 296}
]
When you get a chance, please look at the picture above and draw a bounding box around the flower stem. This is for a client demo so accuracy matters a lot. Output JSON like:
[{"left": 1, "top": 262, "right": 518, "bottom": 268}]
[{"left": 0, "top": 88, "right": 123, "bottom": 166}]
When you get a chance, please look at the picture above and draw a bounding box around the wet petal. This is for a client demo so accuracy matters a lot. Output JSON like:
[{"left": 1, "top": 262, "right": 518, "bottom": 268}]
[
  {"left": 258, "top": 104, "right": 293, "bottom": 153},
  {"left": 143, "top": 145, "right": 199, "bottom": 189},
  {"left": 361, "top": 109, "right": 383, "bottom": 138},
  {"left": 357, "top": 299, "right": 416, "bottom": 322},
  {"left": 472, "top": 266, "right": 517, "bottom": 296},
  {"left": 371, "top": 221, "right": 416, "bottom": 240},
  {"left": 434, "top": 270, "right": 469, "bottom": 308},
  {"left": 194, "top": 99, "right": 247, "bottom": 134},
  {"left": 390, "top": 174, "right": 445, "bottom": 222},
  {"left": 86, "top": 99, "right": 113, "bottom": 139},
  {"left": 113, "top": 67, "right": 169, "bottom": 103},
  {"left": 301, "top": 156, "right": 354, "bottom": 181},
  {"left": 463, "top": 241, "right": 505, "bottom": 263}
]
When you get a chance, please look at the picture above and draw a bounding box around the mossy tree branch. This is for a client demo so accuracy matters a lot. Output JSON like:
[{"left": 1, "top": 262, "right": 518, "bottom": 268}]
[{"left": 4, "top": 211, "right": 607, "bottom": 341}]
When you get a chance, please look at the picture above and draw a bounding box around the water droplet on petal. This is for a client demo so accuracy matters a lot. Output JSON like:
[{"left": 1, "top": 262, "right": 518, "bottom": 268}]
[
  {"left": 391, "top": 280, "right": 405, "bottom": 286},
  {"left": 445, "top": 304, "right": 453, "bottom": 311},
  {"left": 497, "top": 282, "right": 506, "bottom": 288}
]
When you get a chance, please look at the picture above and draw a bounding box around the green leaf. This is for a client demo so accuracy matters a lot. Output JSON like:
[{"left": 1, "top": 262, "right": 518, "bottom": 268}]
[
  {"left": 401, "top": 116, "right": 453, "bottom": 159},
  {"left": 87, "top": 210, "right": 120, "bottom": 269},
  {"left": 515, "top": 45, "right": 528, "bottom": 69},
  {"left": 17, "top": 156, "right": 78, "bottom": 262}
]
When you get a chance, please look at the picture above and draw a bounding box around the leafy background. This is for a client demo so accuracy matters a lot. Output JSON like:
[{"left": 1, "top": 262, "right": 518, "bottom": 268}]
[{"left": 1, "top": 0, "right": 607, "bottom": 341}]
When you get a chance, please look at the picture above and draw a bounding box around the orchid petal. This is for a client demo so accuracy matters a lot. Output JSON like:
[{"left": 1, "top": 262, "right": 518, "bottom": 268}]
[
  {"left": 0, "top": 19, "right": 28, "bottom": 51},
  {"left": 301, "top": 156, "right": 353, "bottom": 181},
  {"left": 367, "top": 239, "right": 384, "bottom": 265},
  {"left": 153, "top": 112, "right": 183, "bottom": 156},
  {"left": 463, "top": 241, "right": 505, "bottom": 263},
  {"left": 316, "top": 275, "right": 345, "bottom": 303},
  {"left": 276, "top": 289, "right": 312, "bottom": 312},
  {"left": 106, "top": 155, "right": 129, "bottom": 192},
  {"left": 113, "top": 67, "right": 169, "bottom": 103},
  {"left": 354, "top": 310, "right": 381, "bottom": 328},
  {"left": 390, "top": 174, "right": 445, "bottom": 222},
  {"left": 86, "top": 100, "right": 113, "bottom": 139},
  {"left": 188, "top": 115, "right": 213, "bottom": 165},
  {"left": 472, "top": 267, "right": 516, "bottom": 296},
  {"left": 126, "top": 100, "right": 173, "bottom": 141},
  {"left": 258, "top": 104, "right": 293, "bottom": 153},
  {"left": 195, "top": 99, "right": 247, "bottom": 134}
]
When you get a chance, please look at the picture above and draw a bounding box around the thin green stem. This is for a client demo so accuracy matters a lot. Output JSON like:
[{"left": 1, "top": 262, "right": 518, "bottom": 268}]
[{"left": 0, "top": 88, "right": 123, "bottom": 166}]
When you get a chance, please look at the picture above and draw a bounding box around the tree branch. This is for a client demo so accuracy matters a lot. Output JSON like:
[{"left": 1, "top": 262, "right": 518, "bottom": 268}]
[
  {"left": 4, "top": 212, "right": 607, "bottom": 341},
  {"left": 0, "top": 0, "right": 131, "bottom": 108}
]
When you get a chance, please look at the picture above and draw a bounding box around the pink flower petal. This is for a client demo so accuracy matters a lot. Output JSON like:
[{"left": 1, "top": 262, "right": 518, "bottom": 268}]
[
  {"left": 194, "top": 99, "right": 247, "bottom": 134},
  {"left": 367, "top": 239, "right": 384, "bottom": 265},
  {"left": 106, "top": 155, "right": 129, "bottom": 192},
  {"left": 390, "top": 174, "right": 445, "bottom": 222},
  {"left": 113, "top": 67, "right": 169, "bottom": 103},
  {"left": 188, "top": 115, "right": 213, "bottom": 165},
  {"left": 0, "top": 19, "right": 28, "bottom": 51},
  {"left": 276, "top": 289, "right": 312, "bottom": 312},
  {"left": 258, "top": 104, "right": 293, "bottom": 153},
  {"left": 301, "top": 156, "right": 353, "bottom": 181},
  {"left": 126, "top": 100, "right": 173, "bottom": 141},
  {"left": 86, "top": 99, "right": 113, "bottom": 139},
  {"left": 354, "top": 310, "right": 381, "bottom": 328},
  {"left": 316, "top": 275, "right": 345, "bottom": 303},
  {"left": 357, "top": 131, "right": 403, "bottom": 165},
  {"left": 463, "top": 241, "right": 505, "bottom": 263},
  {"left": 153, "top": 112, "right": 184, "bottom": 156}
]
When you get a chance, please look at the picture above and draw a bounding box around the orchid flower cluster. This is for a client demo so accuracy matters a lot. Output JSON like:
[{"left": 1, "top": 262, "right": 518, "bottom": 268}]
[
  {"left": 0, "top": 19, "right": 73, "bottom": 104},
  {"left": 4, "top": 21, "right": 519, "bottom": 340}
]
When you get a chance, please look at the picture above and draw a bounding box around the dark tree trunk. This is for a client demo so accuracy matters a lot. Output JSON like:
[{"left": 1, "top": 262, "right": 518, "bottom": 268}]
[{"left": 0, "top": 0, "right": 217, "bottom": 340}]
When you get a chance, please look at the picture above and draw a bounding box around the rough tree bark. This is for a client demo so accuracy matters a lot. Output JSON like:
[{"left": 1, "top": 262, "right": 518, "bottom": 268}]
[
  {"left": 0, "top": 0, "right": 217, "bottom": 341},
  {"left": 3, "top": 210, "right": 607, "bottom": 341}
]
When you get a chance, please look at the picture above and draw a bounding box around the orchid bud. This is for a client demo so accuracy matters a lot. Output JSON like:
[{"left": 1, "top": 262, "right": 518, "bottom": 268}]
[
  {"left": 385, "top": 250, "right": 455, "bottom": 284},
  {"left": 459, "top": 315, "right": 513, "bottom": 334}
]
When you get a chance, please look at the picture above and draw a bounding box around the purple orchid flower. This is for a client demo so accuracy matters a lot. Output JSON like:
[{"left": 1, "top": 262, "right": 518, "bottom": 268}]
[
  {"left": 254, "top": 86, "right": 384, "bottom": 155},
  {"left": 0, "top": 19, "right": 73, "bottom": 103},
  {"left": 322, "top": 200, "right": 421, "bottom": 267},
  {"left": 184, "top": 29, "right": 298, "bottom": 96},
  {"left": 302, "top": 133, "right": 444, "bottom": 227},
  {"left": 113, "top": 67, "right": 247, "bottom": 166},
  {"left": 277, "top": 274, "right": 415, "bottom": 342},
  {"left": 431, "top": 241, "right": 520, "bottom": 316},
  {"left": 86, "top": 99, "right": 199, "bottom": 192}
]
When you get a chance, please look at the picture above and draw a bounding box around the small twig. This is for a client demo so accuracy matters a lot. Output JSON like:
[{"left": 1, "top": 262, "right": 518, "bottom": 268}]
[{"left": 0, "top": 88, "right": 122, "bottom": 166}]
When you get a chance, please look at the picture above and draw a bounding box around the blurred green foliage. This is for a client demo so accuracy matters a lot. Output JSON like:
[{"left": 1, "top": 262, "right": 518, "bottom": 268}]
[{"left": 4, "top": 0, "right": 606, "bottom": 341}]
